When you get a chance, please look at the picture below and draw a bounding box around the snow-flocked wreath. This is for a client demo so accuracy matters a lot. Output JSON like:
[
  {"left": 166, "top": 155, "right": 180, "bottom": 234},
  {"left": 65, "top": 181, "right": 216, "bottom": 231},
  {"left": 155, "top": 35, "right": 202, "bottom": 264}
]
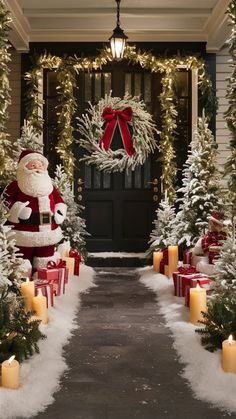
[{"left": 76, "top": 93, "right": 158, "bottom": 173}]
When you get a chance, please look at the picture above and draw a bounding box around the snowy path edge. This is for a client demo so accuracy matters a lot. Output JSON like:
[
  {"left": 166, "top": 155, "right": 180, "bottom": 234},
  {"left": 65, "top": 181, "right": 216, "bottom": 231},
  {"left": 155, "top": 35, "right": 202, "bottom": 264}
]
[
  {"left": 0, "top": 264, "right": 96, "bottom": 419},
  {"left": 138, "top": 266, "right": 236, "bottom": 414}
]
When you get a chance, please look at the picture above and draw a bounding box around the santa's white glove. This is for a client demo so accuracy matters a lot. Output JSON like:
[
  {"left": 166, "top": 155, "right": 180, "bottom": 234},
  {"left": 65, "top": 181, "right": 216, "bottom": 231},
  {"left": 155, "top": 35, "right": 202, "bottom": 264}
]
[
  {"left": 19, "top": 203, "right": 32, "bottom": 220},
  {"left": 8, "top": 201, "right": 32, "bottom": 223},
  {"left": 54, "top": 203, "right": 67, "bottom": 225}
]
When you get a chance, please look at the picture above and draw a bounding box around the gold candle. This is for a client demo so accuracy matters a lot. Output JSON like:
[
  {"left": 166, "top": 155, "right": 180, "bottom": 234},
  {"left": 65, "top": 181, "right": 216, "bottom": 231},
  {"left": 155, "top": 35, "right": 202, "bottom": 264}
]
[
  {"left": 190, "top": 284, "right": 207, "bottom": 325},
  {"left": 168, "top": 245, "right": 179, "bottom": 278},
  {"left": 32, "top": 289, "right": 48, "bottom": 324},
  {"left": 222, "top": 335, "right": 236, "bottom": 373},
  {"left": 62, "top": 256, "right": 75, "bottom": 277},
  {"left": 20, "top": 278, "right": 35, "bottom": 311},
  {"left": 2, "top": 355, "right": 20, "bottom": 389},
  {"left": 153, "top": 251, "right": 163, "bottom": 272}
]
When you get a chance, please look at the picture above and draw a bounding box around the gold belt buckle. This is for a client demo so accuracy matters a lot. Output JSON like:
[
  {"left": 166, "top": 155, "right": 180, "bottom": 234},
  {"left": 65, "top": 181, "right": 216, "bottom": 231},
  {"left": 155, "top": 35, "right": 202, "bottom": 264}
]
[{"left": 40, "top": 212, "right": 51, "bottom": 225}]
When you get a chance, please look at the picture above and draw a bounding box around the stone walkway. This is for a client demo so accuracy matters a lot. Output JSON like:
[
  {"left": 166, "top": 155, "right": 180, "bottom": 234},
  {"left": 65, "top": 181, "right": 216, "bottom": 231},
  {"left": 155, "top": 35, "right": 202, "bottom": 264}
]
[{"left": 33, "top": 268, "right": 234, "bottom": 419}]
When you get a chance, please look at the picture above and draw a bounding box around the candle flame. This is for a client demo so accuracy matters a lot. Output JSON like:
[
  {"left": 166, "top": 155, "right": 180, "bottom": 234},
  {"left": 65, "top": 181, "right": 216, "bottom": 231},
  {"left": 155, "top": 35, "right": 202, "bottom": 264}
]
[
  {"left": 8, "top": 355, "right": 15, "bottom": 365},
  {"left": 228, "top": 335, "right": 233, "bottom": 345},
  {"left": 196, "top": 284, "right": 201, "bottom": 290},
  {"left": 26, "top": 278, "right": 30, "bottom": 283}
]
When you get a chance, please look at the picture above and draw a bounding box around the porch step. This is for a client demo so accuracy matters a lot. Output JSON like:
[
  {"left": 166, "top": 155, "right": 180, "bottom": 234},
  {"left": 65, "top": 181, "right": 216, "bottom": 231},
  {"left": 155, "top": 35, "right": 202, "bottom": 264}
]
[{"left": 86, "top": 252, "right": 151, "bottom": 267}]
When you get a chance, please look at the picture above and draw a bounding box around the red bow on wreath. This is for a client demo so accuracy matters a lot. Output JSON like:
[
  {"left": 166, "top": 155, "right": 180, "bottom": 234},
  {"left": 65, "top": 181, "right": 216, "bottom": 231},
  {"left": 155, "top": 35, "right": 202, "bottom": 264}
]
[{"left": 99, "top": 106, "right": 135, "bottom": 156}]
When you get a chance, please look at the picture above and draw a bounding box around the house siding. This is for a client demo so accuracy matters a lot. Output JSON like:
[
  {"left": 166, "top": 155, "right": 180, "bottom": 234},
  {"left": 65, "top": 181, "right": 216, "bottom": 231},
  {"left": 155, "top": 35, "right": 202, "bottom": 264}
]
[
  {"left": 216, "top": 46, "right": 231, "bottom": 171},
  {"left": 7, "top": 48, "right": 21, "bottom": 141}
]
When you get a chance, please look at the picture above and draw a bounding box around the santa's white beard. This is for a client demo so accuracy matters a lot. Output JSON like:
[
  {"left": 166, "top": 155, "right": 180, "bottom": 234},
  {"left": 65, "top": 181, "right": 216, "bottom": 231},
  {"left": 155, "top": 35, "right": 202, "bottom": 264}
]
[{"left": 17, "top": 168, "right": 53, "bottom": 197}]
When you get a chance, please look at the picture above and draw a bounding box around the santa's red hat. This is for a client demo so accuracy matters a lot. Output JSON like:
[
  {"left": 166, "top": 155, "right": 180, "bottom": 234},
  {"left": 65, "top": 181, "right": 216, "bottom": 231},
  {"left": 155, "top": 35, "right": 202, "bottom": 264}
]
[
  {"left": 18, "top": 149, "right": 48, "bottom": 169},
  {"left": 208, "top": 210, "right": 224, "bottom": 225}
]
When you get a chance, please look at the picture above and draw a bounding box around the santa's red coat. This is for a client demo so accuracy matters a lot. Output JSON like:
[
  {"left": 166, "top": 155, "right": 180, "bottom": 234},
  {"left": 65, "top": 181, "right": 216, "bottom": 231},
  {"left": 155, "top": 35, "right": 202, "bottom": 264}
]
[{"left": 4, "top": 181, "right": 66, "bottom": 248}]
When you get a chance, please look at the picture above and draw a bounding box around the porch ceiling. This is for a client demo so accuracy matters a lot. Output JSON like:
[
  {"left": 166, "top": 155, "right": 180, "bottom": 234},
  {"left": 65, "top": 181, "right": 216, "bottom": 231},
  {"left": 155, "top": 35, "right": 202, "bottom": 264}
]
[{"left": 3, "top": 0, "right": 231, "bottom": 52}]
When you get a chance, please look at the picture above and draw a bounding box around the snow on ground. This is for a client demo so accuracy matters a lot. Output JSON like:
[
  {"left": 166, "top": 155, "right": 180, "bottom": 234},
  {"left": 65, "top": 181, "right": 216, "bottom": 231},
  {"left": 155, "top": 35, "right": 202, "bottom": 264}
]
[
  {"left": 0, "top": 264, "right": 96, "bottom": 419},
  {"left": 89, "top": 252, "right": 147, "bottom": 258},
  {"left": 138, "top": 266, "right": 236, "bottom": 414}
]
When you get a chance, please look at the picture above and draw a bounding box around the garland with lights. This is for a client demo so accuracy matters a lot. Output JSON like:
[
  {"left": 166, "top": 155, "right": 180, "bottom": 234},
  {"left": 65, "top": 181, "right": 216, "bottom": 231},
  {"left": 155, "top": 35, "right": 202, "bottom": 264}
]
[
  {"left": 77, "top": 93, "right": 158, "bottom": 172},
  {"left": 24, "top": 46, "right": 217, "bottom": 197},
  {"left": 0, "top": 1, "right": 18, "bottom": 185}
]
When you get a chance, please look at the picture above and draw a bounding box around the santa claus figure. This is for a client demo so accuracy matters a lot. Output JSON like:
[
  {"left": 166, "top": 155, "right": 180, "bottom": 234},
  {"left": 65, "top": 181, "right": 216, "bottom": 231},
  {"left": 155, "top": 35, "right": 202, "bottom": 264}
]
[
  {"left": 193, "top": 211, "right": 227, "bottom": 264},
  {"left": 4, "top": 150, "right": 67, "bottom": 268}
]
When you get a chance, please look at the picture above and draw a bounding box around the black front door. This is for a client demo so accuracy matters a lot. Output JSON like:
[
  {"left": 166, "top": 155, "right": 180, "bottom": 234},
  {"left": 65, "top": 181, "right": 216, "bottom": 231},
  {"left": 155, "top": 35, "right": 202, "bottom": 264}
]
[
  {"left": 43, "top": 64, "right": 191, "bottom": 253},
  {"left": 75, "top": 63, "right": 161, "bottom": 252}
]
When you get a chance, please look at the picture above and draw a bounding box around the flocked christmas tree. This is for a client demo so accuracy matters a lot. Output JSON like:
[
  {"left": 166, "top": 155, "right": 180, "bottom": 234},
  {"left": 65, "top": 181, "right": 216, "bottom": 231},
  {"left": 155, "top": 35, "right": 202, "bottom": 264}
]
[
  {"left": 0, "top": 197, "right": 45, "bottom": 362},
  {"left": 54, "top": 165, "right": 88, "bottom": 258},
  {"left": 148, "top": 193, "right": 176, "bottom": 253},
  {"left": 211, "top": 218, "right": 236, "bottom": 296},
  {"left": 173, "top": 112, "right": 224, "bottom": 248},
  {"left": 0, "top": 1, "right": 21, "bottom": 187},
  {"left": 196, "top": 218, "right": 236, "bottom": 352},
  {"left": 196, "top": 1, "right": 236, "bottom": 353},
  {"left": 17, "top": 120, "right": 43, "bottom": 153}
]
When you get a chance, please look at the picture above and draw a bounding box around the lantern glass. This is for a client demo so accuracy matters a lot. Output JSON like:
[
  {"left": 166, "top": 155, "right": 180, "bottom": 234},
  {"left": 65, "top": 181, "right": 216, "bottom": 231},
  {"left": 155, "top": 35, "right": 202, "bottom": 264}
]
[{"left": 110, "top": 35, "right": 126, "bottom": 60}]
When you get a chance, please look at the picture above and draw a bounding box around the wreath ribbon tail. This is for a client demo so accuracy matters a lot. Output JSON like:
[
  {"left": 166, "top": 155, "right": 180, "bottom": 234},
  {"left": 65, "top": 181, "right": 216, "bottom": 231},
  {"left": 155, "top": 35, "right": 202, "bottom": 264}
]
[
  {"left": 118, "top": 119, "right": 135, "bottom": 157},
  {"left": 99, "top": 119, "right": 117, "bottom": 151}
]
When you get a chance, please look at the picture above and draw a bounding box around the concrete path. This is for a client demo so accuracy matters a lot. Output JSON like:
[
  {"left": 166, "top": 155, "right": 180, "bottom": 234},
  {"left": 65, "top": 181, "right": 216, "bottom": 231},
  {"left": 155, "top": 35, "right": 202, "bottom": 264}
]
[{"left": 33, "top": 268, "right": 234, "bottom": 419}]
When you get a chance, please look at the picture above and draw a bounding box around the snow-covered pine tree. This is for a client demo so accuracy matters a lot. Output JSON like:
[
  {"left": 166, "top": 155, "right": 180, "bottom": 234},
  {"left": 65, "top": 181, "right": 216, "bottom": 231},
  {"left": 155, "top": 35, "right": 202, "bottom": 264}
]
[
  {"left": 54, "top": 165, "right": 88, "bottom": 258},
  {"left": 212, "top": 217, "right": 236, "bottom": 296},
  {"left": 17, "top": 120, "right": 43, "bottom": 153},
  {"left": 0, "top": 197, "right": 23, "bottom": 292},
  {"left": 148, "top": 194, "right": 176, "bottom": 253},
  {"left": 0, "top": 197, "right": 45, "bottom": 362},
  {"left": 173, "top": 112, "right": 224, "bottom": 248}
]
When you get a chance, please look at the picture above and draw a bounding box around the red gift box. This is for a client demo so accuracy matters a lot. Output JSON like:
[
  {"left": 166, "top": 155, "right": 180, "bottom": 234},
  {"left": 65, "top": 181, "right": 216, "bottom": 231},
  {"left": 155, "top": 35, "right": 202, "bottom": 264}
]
[
  {"left": 160, "top": 260, "right": 165, "bottom": 274},
  {"left": 189, "top": 276, "right": 211, "bottom": 288},
  {"left": 183, "top": 250, "right": 193, "bottom": 265},
  {"left": 172, "top": 266, "right": 198, "bottom": 297},
  {"left": 185, "top": 278, "right": 211, "bottom": 307},
  {"left": 37, "top": 265, "right": 59, "bottom": 281},
  {"left": 47, "top": 260, "right": 68, "bottom": 295},
  {"left": 162, "top": 248, "right": 169, "bottom": 264},
  {"left": 68, "top": 249, "right": 81, "bottom": 276},
  {"left": 35, "top": 279, "right": 54, "bottom": 308}
]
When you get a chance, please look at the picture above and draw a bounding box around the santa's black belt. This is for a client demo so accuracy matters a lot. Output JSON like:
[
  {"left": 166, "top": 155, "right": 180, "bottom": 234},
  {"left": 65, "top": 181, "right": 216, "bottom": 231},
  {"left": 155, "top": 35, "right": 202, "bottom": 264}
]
[{"left": 19, "top": 212, "right": 55, "bottom": 225}]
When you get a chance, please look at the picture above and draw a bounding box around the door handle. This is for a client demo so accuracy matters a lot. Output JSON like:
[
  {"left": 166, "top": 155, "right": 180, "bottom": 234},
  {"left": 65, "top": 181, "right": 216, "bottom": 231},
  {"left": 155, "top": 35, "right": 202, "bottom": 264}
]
[
  {"left": 78, "top": 178, "right": 84, "bottom": 185},
  {"left": 148, "top": 178, "right": 158, "bottom": 186},
  {"left": 153, "top": 195, "right": 158, "bottom": 202}
]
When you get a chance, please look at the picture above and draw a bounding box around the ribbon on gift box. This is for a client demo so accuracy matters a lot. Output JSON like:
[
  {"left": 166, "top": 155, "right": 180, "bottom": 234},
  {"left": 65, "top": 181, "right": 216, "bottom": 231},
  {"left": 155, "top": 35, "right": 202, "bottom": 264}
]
[
  {"left": 177, "top": 265, "right": 197, "bottom": 275},
  {"left": 47, "top": 260, "right": 66, "bottom": 269},
  {"left": 68, "top": 249, "right": 81, "bottom": 276},
  {"left": 173, "top": 271, "right": 203, "bottom": 297},
  {"left": 47, "top": 259, "right": 68, "bottom": 292},
  {"left": 183, "top": 250, "right": 193, "bottom": 265},
  {"left": 35, "top": 280, "right": 54, "bottom": 308},
  {"left": 162, "top": 248, "right": 169, "bottom": 264}
]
